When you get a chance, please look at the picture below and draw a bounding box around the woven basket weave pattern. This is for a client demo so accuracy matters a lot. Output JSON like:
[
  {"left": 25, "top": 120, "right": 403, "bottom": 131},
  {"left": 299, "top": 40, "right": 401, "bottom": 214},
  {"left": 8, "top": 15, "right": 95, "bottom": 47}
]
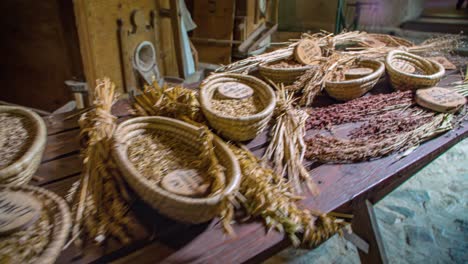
[
  {"left": 0, "top": 185, "right": 71, "bottom": 264},
  {"left": 386, "top": 50, "right": 445, "bottom": 91},
  {"left": 0, "top": 106, "right": 47, "bottom": 186},
  {"left": 112, "top": 116, "right": 241, "bottom": 223},
  {"left": 200, "top": 73, "right": 276, "bottom": 141},
  {"left": 324, "top": 60, "right": 385, "bottom": 101}
]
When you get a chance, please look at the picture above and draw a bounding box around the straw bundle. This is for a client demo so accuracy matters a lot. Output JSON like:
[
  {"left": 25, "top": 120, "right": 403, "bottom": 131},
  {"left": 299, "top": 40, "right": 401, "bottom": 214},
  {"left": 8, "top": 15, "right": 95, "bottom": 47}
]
[
  {"left": 68, "top": 78, "right": 136, "bottom": 246},
  {"left": 305, "top": 91, "right": 456, "bottom": 163},
  {"left": 0, "top": 106, "right": 46, "bottom": 186},
  {"left": 133, "top": 81, "right": 347, "bottom": 247}
]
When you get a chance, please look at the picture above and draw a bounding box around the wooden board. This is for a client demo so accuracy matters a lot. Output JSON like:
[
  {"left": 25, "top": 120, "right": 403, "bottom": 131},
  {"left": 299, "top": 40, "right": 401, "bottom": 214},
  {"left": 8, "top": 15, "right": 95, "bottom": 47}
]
[
  {"left": 32, "top": 72, "right": 468, "bottom": 263},
  {"left": 191, "top": 0, "right": 236, "bottom": 64},
  {"left": 74, "top": 0, "right": 180, "bottom": 98}
]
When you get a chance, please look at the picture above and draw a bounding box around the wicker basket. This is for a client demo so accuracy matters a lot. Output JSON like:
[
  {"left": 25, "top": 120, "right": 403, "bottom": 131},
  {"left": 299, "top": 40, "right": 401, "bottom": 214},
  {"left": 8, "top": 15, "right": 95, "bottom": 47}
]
[
  {"left": 386, "top": 50, "right": 445, "bottom": 91},
  {"left": 0, "top": 185, "right": 71, "bottom": 264},
  {"left": 112, "top": 116, "right": 241, "bottom": 223},
  {"left": 200, "top": 73, "right": 276, "bottom": 141},
  {"left": 0, "top": 106, "right": 47, "bottom": 186},
  {"left": 324, "top": 59, "right": 385, "bottom": 101},
  {"left": 259, "top": 57, "right": 315, "bottom": 85}
]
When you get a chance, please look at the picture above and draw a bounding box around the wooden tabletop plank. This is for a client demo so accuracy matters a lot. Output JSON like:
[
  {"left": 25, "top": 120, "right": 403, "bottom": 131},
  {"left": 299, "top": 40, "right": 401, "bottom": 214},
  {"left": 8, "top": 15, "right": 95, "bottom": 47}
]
[{"left": 34, "top": 71, "right": 467, "bottom": 263}]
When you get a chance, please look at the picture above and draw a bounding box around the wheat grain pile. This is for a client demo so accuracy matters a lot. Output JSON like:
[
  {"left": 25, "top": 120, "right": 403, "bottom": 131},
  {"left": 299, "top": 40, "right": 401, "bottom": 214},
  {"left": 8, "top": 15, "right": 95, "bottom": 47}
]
[
  {"left": 211, "top": 95, "right": 263, "bottom": 117},
  {"left": 0, "top": 114, "right": 34, "bottom": 169},
  {"left": 127, "top": 131, "right": 207, "bottom": 188}
]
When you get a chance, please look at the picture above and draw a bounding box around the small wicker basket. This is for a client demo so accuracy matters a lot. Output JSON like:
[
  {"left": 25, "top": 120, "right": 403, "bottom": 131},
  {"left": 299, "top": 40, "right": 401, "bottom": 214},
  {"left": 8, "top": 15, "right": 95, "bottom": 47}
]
[
  {"left": 259, "top": 57, "right": 315, "bottom": 85},
  {"left": 386, "top": 50, "right": 445, "bottom": 91},
  {"left": 0, "top": 185, "right": 71, "bottom": 264},
  {"left": 200, "top": 73, "right": 276, "bottom": 141},
  {"left": 0, "top": 106, "right": 47, "bottom": 186},
  {"left": 324, "top": 59, "right": 385, "bottom": 101},
  {"left": 112, "top": 116, "right": 241, "bottom": 224}
]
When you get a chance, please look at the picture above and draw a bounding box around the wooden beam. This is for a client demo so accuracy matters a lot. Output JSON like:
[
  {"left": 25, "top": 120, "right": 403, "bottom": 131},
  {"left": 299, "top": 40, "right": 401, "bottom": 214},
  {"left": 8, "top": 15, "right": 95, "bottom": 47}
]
[
  {"left": 169, "top": 0, "right": 185, "bottom": 77},
  {"left": 351, "top": 199, "right": 389, "bottom": 264}
]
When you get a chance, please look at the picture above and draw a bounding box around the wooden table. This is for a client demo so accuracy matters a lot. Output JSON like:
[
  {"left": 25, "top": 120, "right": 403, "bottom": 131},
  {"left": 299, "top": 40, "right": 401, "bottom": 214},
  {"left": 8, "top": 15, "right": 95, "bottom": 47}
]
[{"left": 31, "top": 72, "right": 467, "bottom": 264}]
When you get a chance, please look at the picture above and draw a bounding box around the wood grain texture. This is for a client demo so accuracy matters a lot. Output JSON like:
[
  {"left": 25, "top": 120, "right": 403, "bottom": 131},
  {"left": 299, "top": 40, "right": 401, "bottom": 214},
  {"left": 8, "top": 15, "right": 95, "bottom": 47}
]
[{"left": 32, "top": 72, "right": 468, "bottom": 263}]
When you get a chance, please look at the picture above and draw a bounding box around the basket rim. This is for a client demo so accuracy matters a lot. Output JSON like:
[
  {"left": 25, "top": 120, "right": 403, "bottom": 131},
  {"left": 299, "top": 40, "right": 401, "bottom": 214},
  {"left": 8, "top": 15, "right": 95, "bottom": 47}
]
[
  {"left": 258, "top": 56, "right": 315, "bottom": 72},
  {"left": 112, "top": 116, "right": 241, "bottom": 205},
  {"left": 0, "top": 106, "right": 47, "bottom": 176},
  {"left": 200, "top": 73, "right": 276, "bottom": 122},
  {"left": 325, "top": 59, "right": 385, "bottom": 85},
  {"left": 386, "top": 50, "right": 445, "bottom": 80}
]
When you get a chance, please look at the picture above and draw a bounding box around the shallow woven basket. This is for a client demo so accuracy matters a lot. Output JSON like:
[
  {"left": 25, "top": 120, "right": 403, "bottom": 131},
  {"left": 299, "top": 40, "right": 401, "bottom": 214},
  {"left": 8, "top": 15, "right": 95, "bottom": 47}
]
[
  {"left": 0, "top": 106, "right": 47, "bottom": 186},
  {"left": 324, "top": 59, "right": 385, "bottom": 101},
  {"left": 386, "top": 50, "right": 445, "bottom": 91},
  {"left": 259, "top": 57, "right": 315, "bottom": 85},
  {"left": 200, "top": 73, "right": 276, "bottom": 141},
  {"left": 0, "top": 185, "right": 71, "bottom": 264},
  {"left": 112, "top": 116, "right": 241, "bottom": 224}
]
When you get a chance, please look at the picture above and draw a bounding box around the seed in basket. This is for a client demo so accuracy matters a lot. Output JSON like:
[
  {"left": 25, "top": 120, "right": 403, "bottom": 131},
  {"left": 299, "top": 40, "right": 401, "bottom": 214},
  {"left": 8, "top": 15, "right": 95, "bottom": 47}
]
[
  {"left": 217, "top": 82, "right": 254, "bottom": 99},
  {"left": 294, "top": 39, "right": 322, "bottom": 65},
  {"left": 0, "top": 113, "right": 34, "bottom": 169},
  {"left": 392, "top": 60, "right": 416, "bottom": 74},
  {"left": 344, "top": 67, "right": 373, "bottom": 80},
  {"left": 0, "top": 191, "right": 42, "bottom": 235},
  {"left": 211, "top": 95, "right": 263, "bottom": 117},
  {"left": 416, "top": 87, "right": 466, "bottom": 113},
  {"left": 161, "top": 169, "right": 210, "bottom": 197}
]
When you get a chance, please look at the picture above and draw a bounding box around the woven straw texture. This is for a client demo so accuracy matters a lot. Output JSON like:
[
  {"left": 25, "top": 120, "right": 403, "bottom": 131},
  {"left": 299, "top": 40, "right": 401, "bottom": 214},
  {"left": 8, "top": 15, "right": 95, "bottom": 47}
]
[
  {"left": 0, "top": 106, "right": 47, "bottom": 186},
  {"left": 200, "top": 73, "right": 276, "bottom": 141},
  {"left": 112, "top": 116, "right": 241, "bottom": 224},
  {"left": 259, "top": 57, "right": 315, "bottom": 85},
  {"left": 386, "top": 50, "right": 445, "bottom": 91},
  {"left": 0, "top": 185, "right": 71, "bottom": 264},
  {"left": 324, "top": 59, "right": 385, "bottom": 101}
]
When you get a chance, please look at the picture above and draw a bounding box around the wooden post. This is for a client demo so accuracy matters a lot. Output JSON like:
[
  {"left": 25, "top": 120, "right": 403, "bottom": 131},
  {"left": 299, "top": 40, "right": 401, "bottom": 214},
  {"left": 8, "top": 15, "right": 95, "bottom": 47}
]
[
  {"left": 169, "top": 0, "right": 185, "bottom": 78},
  {"left": 351, "top": 199, "right": 389, "bottom": 264}
]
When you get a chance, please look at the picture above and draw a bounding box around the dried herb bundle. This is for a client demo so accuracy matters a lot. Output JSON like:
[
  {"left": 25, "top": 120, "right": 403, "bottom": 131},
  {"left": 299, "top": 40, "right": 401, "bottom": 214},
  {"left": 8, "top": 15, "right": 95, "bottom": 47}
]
[
  {"left": 69, "top": 78, "right": 135, "bottom": 246},
  {"left": 305, "top": 91, "right": 455, "bottom": 163},
  {"left": 134, "top": 81, "right": 346, "bottom": 247},
  {"left": 263, "top": 85, "right": 316, "bottom": 194}
]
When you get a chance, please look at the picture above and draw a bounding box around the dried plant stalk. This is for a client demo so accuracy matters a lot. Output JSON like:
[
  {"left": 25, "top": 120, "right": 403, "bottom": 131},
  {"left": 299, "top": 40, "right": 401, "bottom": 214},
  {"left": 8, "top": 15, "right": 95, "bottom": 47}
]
[
  {"left": 70, "top": 78, "right": 135, "bottom": 246},
  {"left": 134, "top": 81, "right": 347, "bottom": 247},
  {"left": 263, "top": 84, "right": 317, "bottom": 194}
]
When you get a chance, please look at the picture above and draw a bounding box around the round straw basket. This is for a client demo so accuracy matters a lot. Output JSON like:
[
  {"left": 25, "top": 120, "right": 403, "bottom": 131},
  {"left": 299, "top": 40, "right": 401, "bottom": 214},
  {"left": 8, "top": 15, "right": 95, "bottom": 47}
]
[
  {"left": 259, "top": 57, "right": 315, "bottom": 85},
  {"left": 200, "top": 73, "right": 276, "bottom": 141},
  {"left": 112, "top": 116, "right": 241, "bottom": 223},
  {"left": 0, "top": 106, "right": 47, "bottom": 186},
  {"left": 386, "top": 50, "right": 445, "bottom": 91},
  {"left": 324, "top": 59, "right": 385, "bottom": 101},
  {"left": 0, "top": 185, "right": 71, "bottom": 264}
]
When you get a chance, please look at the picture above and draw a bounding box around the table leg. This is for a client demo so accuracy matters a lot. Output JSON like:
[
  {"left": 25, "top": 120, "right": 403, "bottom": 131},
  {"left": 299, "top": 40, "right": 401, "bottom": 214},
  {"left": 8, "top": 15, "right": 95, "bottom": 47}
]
[{"left": 351, "top": 199, "right": 388, "bottom": 264}]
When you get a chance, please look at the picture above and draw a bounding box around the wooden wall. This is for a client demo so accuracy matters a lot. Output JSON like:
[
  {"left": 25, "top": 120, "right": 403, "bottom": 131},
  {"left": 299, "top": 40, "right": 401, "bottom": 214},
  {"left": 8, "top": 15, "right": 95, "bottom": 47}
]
[
  {"left": 0, "top": 0, "right": 83, "bottom": 111},
  {"left": 74, "top": 0, "right": 180, "bottom": 97}
]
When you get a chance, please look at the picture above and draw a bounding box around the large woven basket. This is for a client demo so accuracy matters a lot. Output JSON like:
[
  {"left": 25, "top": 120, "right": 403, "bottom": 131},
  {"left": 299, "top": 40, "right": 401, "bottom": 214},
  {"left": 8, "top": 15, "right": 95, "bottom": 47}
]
[
  {"left": 0, "top": 185, "right": 71, "bottom": 264},
  {"left": 112, "top": 116, "right": 241, "bottom": 223},
  {"left": 386, "top": 50, "right": 445, "bottom": 91},
  {"left": 200, "top": 73, "right": 276, "bottom": 141},
  {"left": 0, "top": 106, "right": 47, "bottom": 186},
  {"left": 324, "top": 59, "right": 385, "bottom": 101},
  {"left": 259, "top": 57, "right": 315, "bottom": 85}
]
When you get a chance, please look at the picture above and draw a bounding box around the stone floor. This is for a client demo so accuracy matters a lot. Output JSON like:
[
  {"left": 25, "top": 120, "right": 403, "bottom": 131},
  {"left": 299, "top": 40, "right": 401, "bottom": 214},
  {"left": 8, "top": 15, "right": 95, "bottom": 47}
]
[{"left": 265, "top": 138, "right": 468, "bottom": 264}]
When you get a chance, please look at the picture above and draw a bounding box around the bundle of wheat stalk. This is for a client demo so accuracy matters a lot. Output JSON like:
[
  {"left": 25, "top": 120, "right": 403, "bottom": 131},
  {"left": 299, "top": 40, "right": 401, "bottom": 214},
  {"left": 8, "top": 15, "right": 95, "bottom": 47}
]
[
  {"left": 263, "top": 84, "right": 316, "bottom": 194},
  {"left": 68, "top": 78, "right": 136, "bottom": 246},
  {"left": 133, "top": 81, "right": 346, "bottom": 247},
  {"left": 305, "top": 91, "right": 457, "bottom": 163}
]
